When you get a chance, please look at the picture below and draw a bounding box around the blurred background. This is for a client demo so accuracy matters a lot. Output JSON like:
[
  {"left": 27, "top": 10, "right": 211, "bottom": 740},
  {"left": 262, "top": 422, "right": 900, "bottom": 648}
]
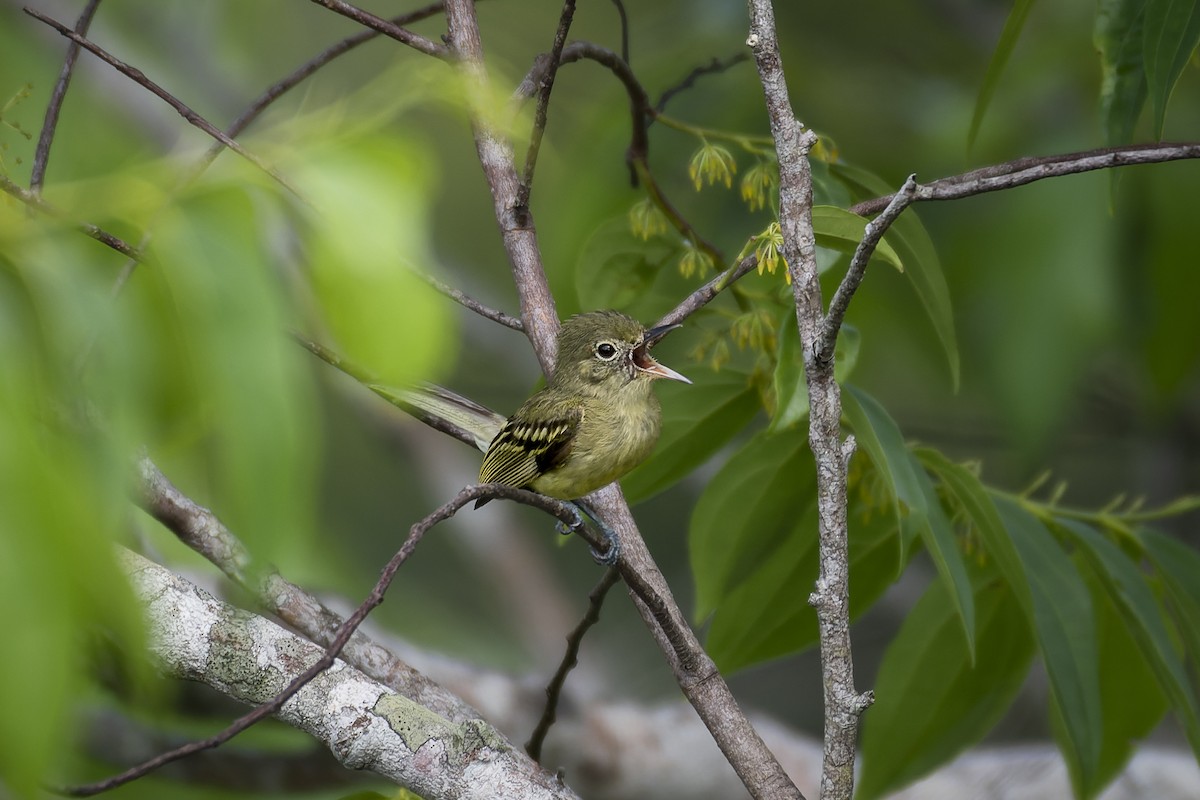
[{"left": 2, "top": 0, "right": 1198, "bottom": 795}]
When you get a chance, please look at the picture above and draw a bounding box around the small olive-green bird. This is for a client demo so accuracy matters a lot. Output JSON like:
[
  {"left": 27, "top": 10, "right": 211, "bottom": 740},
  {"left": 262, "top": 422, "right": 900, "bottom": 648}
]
[
  {"left": 477, "top": 310, "right": 690, "bottom": 506},
  {"left": 388, "top": 310, "right": 689, "bottom": 563}
]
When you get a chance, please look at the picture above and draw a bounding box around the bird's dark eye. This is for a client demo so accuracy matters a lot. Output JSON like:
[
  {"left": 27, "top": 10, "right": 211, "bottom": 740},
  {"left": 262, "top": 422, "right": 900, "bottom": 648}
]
[{"left": 595, "top": 342, "right": 618, "bottom": 360}]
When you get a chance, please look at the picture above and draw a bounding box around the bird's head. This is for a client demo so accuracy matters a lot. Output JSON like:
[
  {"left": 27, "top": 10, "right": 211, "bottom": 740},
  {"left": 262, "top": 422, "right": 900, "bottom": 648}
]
[{"left": 553, "top": 310, "right": 691, "bottom": 391}]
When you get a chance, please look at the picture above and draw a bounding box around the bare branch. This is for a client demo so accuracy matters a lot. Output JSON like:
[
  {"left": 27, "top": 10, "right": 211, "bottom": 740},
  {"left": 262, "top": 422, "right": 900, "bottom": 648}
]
[
  {"left": 415, "top": 270, "right": 526, "bottom": 331},
  {"left": 0, "top": 173, "right": 141, "bottom": 260},
  {"left": 106, "top": 550, "right": 582, "bottom": 800},
  {"left": 516, "top": 0, "right": 576, "bottom": 214},
  {"left": 526, "top": 567, "right": 621, "bottom": 762},
  {"left": 818, "top": 174, "right": 918, "bottom": 363},
  {"left": 655, "top": 254, "right": 758, "bottom": 329},
  {"left": 850, "top": 142, "right": 1200, "bottom": 216},
  {"left": 748, "top": 1, "right": 859, "bottom": 798},
  {"left": 609, "top": 0, "right": 629, "bottom": 64},
  {"left": 71, "top": 480, "right": 585, "bottom": 796},
  {"left": 196, "top": 1, "right": 451, "bottom": 174},
  {"left": 655, "top": 51, "right": 749, "bottom": 114},
  {"left": 23, "top": 8, "right": 301, "bottom": 198},
  {"left": 29, "top": 0, "right": 100, "bottom": 194},
  {"left": 307, "top": 0, "right": 450, "bottom": 59}
]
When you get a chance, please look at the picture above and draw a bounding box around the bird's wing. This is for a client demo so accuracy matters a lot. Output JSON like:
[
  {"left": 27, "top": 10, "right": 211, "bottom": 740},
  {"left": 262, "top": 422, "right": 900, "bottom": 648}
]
[{"left": 478, "top": 400, "right": 583, "bottom": 489}]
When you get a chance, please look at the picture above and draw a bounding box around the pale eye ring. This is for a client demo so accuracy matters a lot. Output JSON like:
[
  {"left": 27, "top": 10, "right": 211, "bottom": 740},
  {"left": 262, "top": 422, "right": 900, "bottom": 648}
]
[{"left": 595, "top": 342, "right": 619, "bottom": 360}]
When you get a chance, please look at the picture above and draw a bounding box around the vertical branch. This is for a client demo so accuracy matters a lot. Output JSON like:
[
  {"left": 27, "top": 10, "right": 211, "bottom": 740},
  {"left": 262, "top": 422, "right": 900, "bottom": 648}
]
[
  {"left": 746, "top": 3, "right": 873, "bottom": 800},
  {"left": 30, "top": 0, "right": 101, "bottom": 194},
  {"left": 444, "top": 0, "right": 559, "bottom": 370},
  {"left": 442, "top": 4, "right": 804, "bottom": 798}
]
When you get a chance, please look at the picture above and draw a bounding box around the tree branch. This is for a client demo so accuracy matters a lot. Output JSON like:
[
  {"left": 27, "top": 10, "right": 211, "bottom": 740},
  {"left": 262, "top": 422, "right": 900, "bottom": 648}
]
[
  {"left": 849, "top": 142, "right": 1200, "bottom": 216},
  {"left": 747, "top": 2, "right": 864, "bottom": 799},
  {"left": 516, "top": 0, "right": 576, "bottom": 214},
  {"left": 655, "top": 254, "right": 758, "bottom": 328},
  {"left": 441, "top": 5, "right": 802, "bottom": 797},
  {"left": 23, "top": 8, "right": 300, "bottom": 198},
  {"left": 414, "top": 270, "right": 526, "bottom": 331},
  {"left": 0, "top": 173, "right": 141, "bottom": 261},
  {"left": 818, "top": 174, "right": 918, "bottom": 363},
  {"left": 654, "top": 51, "right": 749, "bottom": 114},
  {"left": 306, "top": 0, "right": 450, "bottom": 59},
  {"left": 29, "top": 0, "right": 100, "bottom": 194},
  {"left": 104, "top": 550, "right": 581, "bottom": 800},
  {"left": 525, "top": 566, "right": 621, "bottom": 762}
]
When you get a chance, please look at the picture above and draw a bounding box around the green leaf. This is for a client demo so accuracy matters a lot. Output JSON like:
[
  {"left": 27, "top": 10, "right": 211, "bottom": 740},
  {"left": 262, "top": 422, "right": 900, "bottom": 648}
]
[
  {"left": 842, "top": 385, "right": 927, "bottom": 521},
  {"left": 917, "top": 449, "right": 1032, "bottom": 618},
  {"left": 811, "top": 205, "right": 904, "bottom": 272},
  {"left": 771, "top": 319, "right": 860, "bottom": 431},
  {"left": 1078, "top": 548, "right": 1170, "bottom": 794},
  {"left": 829, "top": 163, "right": 959, "bottom": 389},
  {"left": 294, "top": 135, "right": 456, "bottom": 387},
  {"left": 690, "top": 428, "right": 814, "bottom": 619},
  {"left": 622, "top": 367, "right": 760, "bottom": 503},
  {"left": 968, "top": 0, "right": 1038, "bottom": 150},
  {"left": 706, "top": 500, "right": 900, "bottom": 672},
  {"left": 575, "top": 216, "right": 678, "bottom": 310},
  {"left": 1143, "top": 0, "right": 1200, "bottom": 138},
  {"left": 910, "top": 463, "right": 977, "bottom": 659},
  {"left": 149, "top": 183, "right": 321, "bottom": 563},
  {"left": 993, "top": 498, "right": 1103, "bottom": 796},
  {"left": 1061, "top": 520, "right": 1200, "bottom": 760},
  {"left": 1095, "top": 0, "right": 1149, "bottom": 146},
  {"left": 1142, "top": 529, "right": 1200, "bottom": 709},
  {"left": 857, "top": 574, "right": 1035, "bottom": 800}
]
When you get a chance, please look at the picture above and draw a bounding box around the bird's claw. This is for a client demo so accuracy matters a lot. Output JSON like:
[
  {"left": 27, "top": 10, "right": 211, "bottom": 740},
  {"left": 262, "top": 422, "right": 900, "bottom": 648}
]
[{"left": 557, "top": 501, "right": 620, "bottom": 566}]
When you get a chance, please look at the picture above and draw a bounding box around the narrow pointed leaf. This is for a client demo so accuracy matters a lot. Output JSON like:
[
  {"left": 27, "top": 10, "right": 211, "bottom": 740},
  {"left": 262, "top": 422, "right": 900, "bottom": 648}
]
[
  {"left": 690, "top": 429, "right": 815, "bottom": 619},
  {"left": 830, "top": 163, "right": 959, "bottom": 388},
  {"left": 993, "top": 498, "right": 1102, "bottom": 795},
  {"left": 1095, "top": 0, "right": 1149, "bottom": 146},
  {"left": 706, "top": 502, "right": 901, "bottom": 671},
  {"left": 968, "top": 0, "right": 1039, "bottom": 150},
  {"left": 857, "top": 574, "right": 1034, "bottom": 800},
  {"left": 1061, "top": 519, "right": 1200, "bottom": 760},
  {"left": 1143, "top": 0, "right": 1200, "bottom": 138},
  {"left": 812, "top": 205, "right": 904, "bottom": 272}
]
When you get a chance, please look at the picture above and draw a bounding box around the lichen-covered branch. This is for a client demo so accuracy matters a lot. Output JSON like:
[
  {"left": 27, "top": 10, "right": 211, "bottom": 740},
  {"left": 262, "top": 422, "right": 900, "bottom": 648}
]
[{"left": 117, "top": 550, "right": 581, "bottom": 800}]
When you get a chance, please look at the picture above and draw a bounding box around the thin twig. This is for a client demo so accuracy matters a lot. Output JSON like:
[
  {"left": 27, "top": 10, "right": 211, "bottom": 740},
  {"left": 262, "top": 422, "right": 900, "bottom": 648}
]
[
  {"left": 655, "top": 52, "right": 749, "bottom": 114},
  {"left": 655, "top": 254, "right": 757, "bottom": 329},
  {"left": 29, "top": 0, "right": 101, "bottom": 194},
  {"left": 0, "top": 173, "right": 141, "bottom": 260},
  {"left": 609, "top": 0, "right": 629, "bottom": 65},
  {"left": 197, "top": 1, "right": 451, "bottom": 175},
  {"left": 307, "top": 0, "right": 450, "bottom": 59},
  {"left": 526, "top": 567, "right": 621, "bottom": 762},
  {"left": 63, "top": 482, "right": 582, "bottom": 796},
  {"left": 415, "top": 270, "right": 525, "bottom": 331},
  {"left": 849, "top": 142, "right": 1200, "bottom": 216},
  {"left": 516, "top": 0, "right": 576, "bottom": 214},
  {"left": 818, "top": 174, "right": 918, "bottom": 363},
  {"left": 23, "top": 8, "right": 301, "bottom": 199}
]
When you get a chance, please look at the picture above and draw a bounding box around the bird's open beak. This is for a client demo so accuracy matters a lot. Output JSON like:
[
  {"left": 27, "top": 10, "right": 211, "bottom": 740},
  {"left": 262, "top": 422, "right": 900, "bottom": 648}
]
[{"left": 634, "top": 323, "right": 691, "bottom": 384}]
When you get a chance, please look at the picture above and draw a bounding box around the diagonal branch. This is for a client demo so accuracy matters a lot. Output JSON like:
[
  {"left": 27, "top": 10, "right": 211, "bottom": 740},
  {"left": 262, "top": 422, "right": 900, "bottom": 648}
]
[
  {"left": 67, "top": 481, "right": 584, "bottom": 796},
  {"left": 306, "top": 0, "right": 450, "bottom": 59},
  {"left": 525, "top": 566, "right": 621, "bottom": 762},
  {"left": 0, "top": 173, "right": 141, "bottom": 260},
  {"left": 655, "top": 51, "right": 749, "bottom": 114},
  {"left": 29, "top": 0, "right": 100, "bottom": 194},
  {"left": 818, "top": 174, "right": 918, "bottom": 363},
  {"left": 23, "top": 8, "right": 301, "bottom": 198}
]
